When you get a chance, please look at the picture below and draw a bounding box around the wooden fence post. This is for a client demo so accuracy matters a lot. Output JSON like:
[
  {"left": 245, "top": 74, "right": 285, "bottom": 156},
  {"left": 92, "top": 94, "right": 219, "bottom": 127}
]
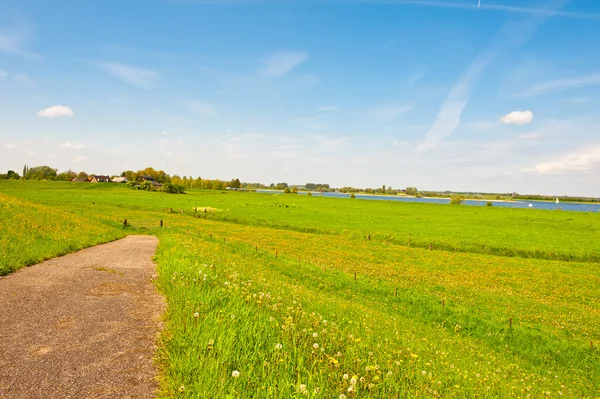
[
  {"left": 123, "top": 219, "right": 127, "bottom": 228},
  {"left": 160, "top": 220, "right": 163, "bottom": 227}
]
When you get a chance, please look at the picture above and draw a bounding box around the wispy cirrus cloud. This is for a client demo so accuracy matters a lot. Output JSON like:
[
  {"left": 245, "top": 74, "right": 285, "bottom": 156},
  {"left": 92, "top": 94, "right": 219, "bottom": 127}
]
[
  {"left": 61, "top": 142, "right": 85, "bottom": 150},
  {"left": 367, "top": 104, "right": 412, "bottom": 121},
  {"left": 14, "top": 73, "right": 34, "bottom": 85},
  {"left": 0, "top": 19, "right": 42, "bottom": 60},
  {"left": 518, "top": 73, "right": 600, "bottom": 97},
  {"left": 318, "top": 106, "right": 343, "bottom": 112},
  {"left": 525, "top": 145, "right": 600, "bottom": 175},
  {"left": 263, "top": 51, "right": 308, "bottom": 78},
  {"left": 185, "top": 101, "right": 218, "bottom": 117},
  {"left": 96, "top": 62, "right": 159, "bottom": 89},
  {"left": 416, "top": 1, "right": 563, "bottom": 152},
  {"left": 343, "top": 0, "right": 600, "bottom": 20}
]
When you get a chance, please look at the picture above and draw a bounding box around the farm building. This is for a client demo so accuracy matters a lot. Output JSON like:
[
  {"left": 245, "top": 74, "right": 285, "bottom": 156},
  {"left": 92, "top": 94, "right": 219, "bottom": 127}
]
[
  {"left": 140, "top": 175, "right": 163, "bottom": 188},
  {"left": 88, "top": 175, "right": 112, "bottom": 183},
  {"left": 112, "top": 176, "right": 128, "bottom": 183},
  {"left": 71, "top": 178, "right": 87, "bottom": 182}
]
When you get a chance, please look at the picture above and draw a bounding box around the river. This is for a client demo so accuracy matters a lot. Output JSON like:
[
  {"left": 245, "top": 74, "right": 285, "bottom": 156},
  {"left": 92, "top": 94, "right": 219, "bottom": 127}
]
[{"left": 255, "top": 190, "right": 600, "bottom": 212}]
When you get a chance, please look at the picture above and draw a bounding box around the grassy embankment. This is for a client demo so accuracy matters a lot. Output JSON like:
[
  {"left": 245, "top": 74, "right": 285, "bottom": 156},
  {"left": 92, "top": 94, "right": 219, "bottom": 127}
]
[{"left": 0, "top": 181, "right": 598, "bottom": 397}]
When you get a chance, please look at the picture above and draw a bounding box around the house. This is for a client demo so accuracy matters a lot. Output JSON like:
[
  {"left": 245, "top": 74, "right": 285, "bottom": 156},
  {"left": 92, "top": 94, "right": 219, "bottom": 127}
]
[
  {"left": 112, "top": 176, "right": 128, "bottom": 183},
  {"left": 88, "top": 175, "right": 112, "bottom": 183},
  {"left": 72, "top": 178, "right": 87, "bottom": 182},
  {"left": 140, "top": 175, "right": 163, "bottom": 188}
]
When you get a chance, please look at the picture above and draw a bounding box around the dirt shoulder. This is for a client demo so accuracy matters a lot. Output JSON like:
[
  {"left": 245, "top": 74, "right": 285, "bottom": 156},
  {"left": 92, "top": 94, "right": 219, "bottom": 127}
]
[{"left": 0, "top": 235, "right": 164, "bottom": 399}]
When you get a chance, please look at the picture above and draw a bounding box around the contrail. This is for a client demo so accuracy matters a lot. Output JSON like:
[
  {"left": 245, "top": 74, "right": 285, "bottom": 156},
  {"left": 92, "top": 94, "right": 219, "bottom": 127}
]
[
  {"left": 478, "top": 0, "right": 481, "bottom": 8},
  {"left": 415, "top": 0, "right": 567, "bottom": 153}
]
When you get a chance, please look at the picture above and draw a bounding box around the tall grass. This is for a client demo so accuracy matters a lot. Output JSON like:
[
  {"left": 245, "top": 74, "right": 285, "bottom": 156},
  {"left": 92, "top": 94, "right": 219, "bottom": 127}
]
[{"left": 0, "top": 193, "right": 126, "bottom": 275}]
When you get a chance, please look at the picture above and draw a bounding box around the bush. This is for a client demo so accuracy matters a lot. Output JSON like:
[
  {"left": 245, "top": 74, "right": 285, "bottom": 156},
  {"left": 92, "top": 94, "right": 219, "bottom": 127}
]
[
  {"left": 283, "top": 187, "right": 291, "bottom": 194},
  {"left": 450, "top": 195, "right": 464, "bottom": 205},
  {"left": 350, "top": 193, "right": 356, "bottom": 199},
  {"left": 140, "top": 181, "right": 153, "bottom": 191},
  {"left": 306, "top": 192, "right": 312, "bottom": 197},
  {"left": 163, "top": 183, "right": 186, "bottom": 194},
  {"left": 486, "top": 201, "right": 493, "bottom": 207}
]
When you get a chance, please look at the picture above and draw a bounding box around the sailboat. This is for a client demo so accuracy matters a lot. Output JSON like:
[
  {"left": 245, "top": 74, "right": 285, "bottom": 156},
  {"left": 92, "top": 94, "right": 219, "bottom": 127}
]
[{"left": 556, "top": 197, "right": 560, "bottom": 204}]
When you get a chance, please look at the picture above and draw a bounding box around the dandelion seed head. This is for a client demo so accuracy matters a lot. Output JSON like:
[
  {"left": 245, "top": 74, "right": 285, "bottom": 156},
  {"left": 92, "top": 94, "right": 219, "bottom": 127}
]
[
  {"left": 313, "top": 343, "right": 319, "bottom": 349},
  {"left": 232, "top": 370, "right": 240, "bottom": 378}
]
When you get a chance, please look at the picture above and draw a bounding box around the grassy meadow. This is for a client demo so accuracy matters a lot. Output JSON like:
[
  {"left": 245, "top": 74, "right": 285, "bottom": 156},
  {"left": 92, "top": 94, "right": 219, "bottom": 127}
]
[{"left": 0, "top": 180, "right": 598, "bottom": 397}]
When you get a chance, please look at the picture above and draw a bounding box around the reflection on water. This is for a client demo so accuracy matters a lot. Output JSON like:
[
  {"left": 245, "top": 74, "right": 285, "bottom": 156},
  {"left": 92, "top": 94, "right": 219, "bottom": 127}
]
[{"left": 255, "top": 190, "right": 600, "bottom": 213}]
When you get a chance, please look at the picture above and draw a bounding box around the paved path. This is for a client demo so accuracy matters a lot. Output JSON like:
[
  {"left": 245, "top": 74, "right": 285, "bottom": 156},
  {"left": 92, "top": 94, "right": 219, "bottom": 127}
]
[{"left": 0, "top": 236, "right": 164, "bottom": 399}]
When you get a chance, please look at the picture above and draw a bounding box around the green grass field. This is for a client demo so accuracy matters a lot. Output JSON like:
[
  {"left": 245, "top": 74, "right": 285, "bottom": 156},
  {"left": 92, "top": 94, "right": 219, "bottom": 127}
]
[{"left": 1, "top": 180, "right": 598, "bottom": 398}]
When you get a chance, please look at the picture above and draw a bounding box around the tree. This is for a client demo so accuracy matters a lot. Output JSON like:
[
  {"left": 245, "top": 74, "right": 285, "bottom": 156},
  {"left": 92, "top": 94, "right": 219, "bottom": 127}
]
[
  {"left": 291, "top": 186, "right": 298, "bottom": 193},
  {"left": 56, "top": 169, "right": 77, "bottom": 181},
  {"left": 6, "top": 170, "right": 19, "bottom": 179},
  {"left": 283, "top": 187, "right": 291, "bottom": 194},
  {"left": 25, "top": 166, "right": 58, "bottom": 180},
  {"left": 276, "top": 183, "right": 288, "bottom": 190},
  {"left": 350, "top": 193, "right": 356, "bottom": 199},
  {"left": 76, "top": 171, "right": 88, "bottom": 179},
  {"left": 450, "top": 195, "right": 464, "bottom": 205},
  {"left": 230, "top": 178, "right": 241, "bottom": 189},
  {"left": 406, "top": 187, "right": 418, "bottom": 196}
]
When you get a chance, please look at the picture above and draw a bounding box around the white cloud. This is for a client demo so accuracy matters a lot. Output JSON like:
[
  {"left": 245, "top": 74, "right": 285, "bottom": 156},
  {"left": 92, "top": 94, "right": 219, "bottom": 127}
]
[
  {"left": 185, "top": 101, "right": 217, "bottom": 117},
  {"left": 73, "top": 156, "right": 88, "bottom": 162},
  {"left": 263, "top": 51, "right": 308, "bottom": 78},
  {"left": 5, "top": 143, "right": 15, "bottom": 149},
  {"left": 393, "top": 141, "right": 409, "bottom": 146},
  {"left": 416, "top": 7, "right": 556, "bottom": 152},
  {"left": 14, "top": 73, "right": 34, "bottom": 85},
  {"left": 96, "top": 62, "right": 158, "bottom": 89},
  {"left": 161, "top": 131, "right": 175, "bottom": 136},
  {"left": 500, "top": 110, "right": 533, "bottom": 125},
  {"left": 525, "top": 145, "right": 600, "bottom": 175},
  {"left": 367, "top": 105, "right": 412, "bottom": 121},
  {"left": 37, "top": 105, "right": 74, "bottom": 119},
  {"left": 61, "top": 142, "right": 85, "bottom": 150},
  {"left": 519, "top": 73, "right": 600, "bottom": 97}
]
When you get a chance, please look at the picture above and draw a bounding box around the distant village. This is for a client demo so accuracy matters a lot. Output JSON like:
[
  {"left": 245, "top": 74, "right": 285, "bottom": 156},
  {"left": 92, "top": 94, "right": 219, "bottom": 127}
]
[{"left": 73, "top": 174, "right": 163, "bottom": 188}]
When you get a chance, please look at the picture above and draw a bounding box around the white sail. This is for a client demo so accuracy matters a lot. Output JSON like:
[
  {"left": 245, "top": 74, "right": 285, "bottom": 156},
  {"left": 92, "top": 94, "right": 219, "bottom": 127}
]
[{"left": 556, "top": 197, "right": 560, "bottom": 204}]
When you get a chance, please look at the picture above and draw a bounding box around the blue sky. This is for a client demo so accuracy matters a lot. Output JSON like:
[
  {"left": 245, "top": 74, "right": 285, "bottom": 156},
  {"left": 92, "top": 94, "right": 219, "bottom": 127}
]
[{"left": 2, "top": 0, "right": 600, "bottom": 195}]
